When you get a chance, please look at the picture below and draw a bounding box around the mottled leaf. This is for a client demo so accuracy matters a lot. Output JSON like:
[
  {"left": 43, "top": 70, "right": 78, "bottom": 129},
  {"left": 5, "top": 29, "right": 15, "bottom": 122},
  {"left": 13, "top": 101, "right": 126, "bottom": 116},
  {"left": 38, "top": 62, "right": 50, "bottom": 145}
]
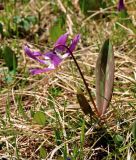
[
  {"left": 96, "top": 39, "right": 114, "bottom": 115},
  {"left": 77, "top": 89, "right": 93, "bottom": 115}
]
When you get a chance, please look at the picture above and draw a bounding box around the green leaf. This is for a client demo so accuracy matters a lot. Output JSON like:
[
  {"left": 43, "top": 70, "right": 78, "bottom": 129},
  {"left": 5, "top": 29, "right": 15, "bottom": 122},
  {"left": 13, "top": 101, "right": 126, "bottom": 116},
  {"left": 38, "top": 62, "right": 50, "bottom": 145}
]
[
  {"left": 33, "top": 111, "right": 46, "bottom": 126},
  {"left": 50, "top": 24, "right": 64, "bottom": 42},
  {"left": 80, "top": 120, "right": 85, "bottom": 144},
  {"left": 54, "top": 129, "right": 62, "bottom": 146},
  {"left": 49, "top": 14, "right": 66, "bottom": 42},
  {"left": 3, "top": 70, "right": 15, "bottom": 83},
  {"left": 25, "top": 15, "right": 37, "bottom": 24},
  {"left": 132, "top": 120, "right": 136, "bottom": 140},
  {"left": 3, "top": 46, "right": 18, "bottom": 71},
  {"left": 0, "top": 23, "right": 3, "bottom": 35},
  {"left": 0, "top": 47, "right": 3, "bottom": 59},
  {"left": 96, "top": 39, "right": 114, "bottom": 115},
  {"left": 117, "top": 9, "right": 133, "bottom": 27},
  {"left": 79, "top": 0, "right": 103, "bottom": 16},
  {"left": 13, "top": 16, "right": 22, "bottom": 24},
  {"left": 49, "top": 86, "right": 62, "bottom": 97},
  {"left": 118, "top": 10, "right": 129, "bottom": 19},
  {"left": 114, "top": 134, "right": 124, "bottom": 145},
  {"left": 21, "top": 0, "right": 30, "bottom": 3},
  {"left": 77, "top": 89, "right": 93, "bottom": 115},
  {"left": 57, "top": 13, "right": 66, "bottom": 27},
  {"left": 21, "top": 19, "right": 31, "bottom": 31},
  {"left": 39, "top": 147, "right": 47, "bottom": 158}
]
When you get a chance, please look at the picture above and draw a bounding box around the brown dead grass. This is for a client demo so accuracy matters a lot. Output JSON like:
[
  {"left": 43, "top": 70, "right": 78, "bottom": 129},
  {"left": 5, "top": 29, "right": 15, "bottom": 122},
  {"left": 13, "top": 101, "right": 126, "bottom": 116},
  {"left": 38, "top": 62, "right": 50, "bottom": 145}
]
[{"left": 0, "top": 0, "right": 136, "bottom": 159}]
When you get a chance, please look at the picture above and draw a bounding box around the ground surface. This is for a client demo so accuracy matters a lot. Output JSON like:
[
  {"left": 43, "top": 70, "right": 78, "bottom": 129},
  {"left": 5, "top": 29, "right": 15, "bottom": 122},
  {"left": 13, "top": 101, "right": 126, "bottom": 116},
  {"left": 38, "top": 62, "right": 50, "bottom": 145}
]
[{"left": 0, "top": 0, "right": 136, "bottom": 160}]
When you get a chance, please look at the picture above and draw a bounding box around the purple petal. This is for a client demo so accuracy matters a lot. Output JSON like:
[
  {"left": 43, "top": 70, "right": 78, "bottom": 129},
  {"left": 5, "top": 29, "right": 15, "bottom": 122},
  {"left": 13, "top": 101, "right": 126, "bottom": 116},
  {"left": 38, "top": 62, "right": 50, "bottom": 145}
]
[
  {"left": 32, "top": 51, "right": 42, "bottom": 56},
  {"left": 69, "top": 34, "right": 80, "bottom": 53},
  {"left": 54, "top": 32, "right": 68, "bottom": 46},
  {"left": 44, "top": 52, "right": 63, "bottom": 67},
  {"left": 30, "top": 67, "right": 55, "bottom": 75},
  {"left": 24, "top": 45, "right": 47, "bottom": 64},
  {"left": 117, "top": 0, "right": 125, "bottom": 11},
  {"left": 24, "top": 46, "right": 41, "bottom": 58},
  {"left": 54, "top": 32, "right": 69, "bottom": 51}
]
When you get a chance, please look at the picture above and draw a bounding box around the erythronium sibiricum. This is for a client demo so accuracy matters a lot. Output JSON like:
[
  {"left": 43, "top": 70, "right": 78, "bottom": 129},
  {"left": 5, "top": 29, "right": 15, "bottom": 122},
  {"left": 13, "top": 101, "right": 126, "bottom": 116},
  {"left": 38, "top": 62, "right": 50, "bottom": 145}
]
[
  {"left": 117, "top": 0, "right": 125, "bottom": 11},
  {"left": 24, "top": 33, "right": 80, "bottom": 75}
]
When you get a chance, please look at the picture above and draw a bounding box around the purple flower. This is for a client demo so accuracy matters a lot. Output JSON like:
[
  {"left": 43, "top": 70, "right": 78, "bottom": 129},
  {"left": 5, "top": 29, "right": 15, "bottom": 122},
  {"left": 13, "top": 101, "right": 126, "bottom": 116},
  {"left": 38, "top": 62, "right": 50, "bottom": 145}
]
[
  {"left": 24, "top": 33, "right": 80, "bottom": 75},
  {"left": 117, "top": 0, "right": 125, "bottom": 11}
]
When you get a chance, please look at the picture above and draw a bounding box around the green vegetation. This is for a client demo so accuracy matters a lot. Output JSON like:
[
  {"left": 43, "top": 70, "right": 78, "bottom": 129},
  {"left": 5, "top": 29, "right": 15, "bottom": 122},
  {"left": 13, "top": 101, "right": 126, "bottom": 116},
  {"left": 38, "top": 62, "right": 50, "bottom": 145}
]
[{"left": 0, "top": 0, "right": 136, "bottom": 159}]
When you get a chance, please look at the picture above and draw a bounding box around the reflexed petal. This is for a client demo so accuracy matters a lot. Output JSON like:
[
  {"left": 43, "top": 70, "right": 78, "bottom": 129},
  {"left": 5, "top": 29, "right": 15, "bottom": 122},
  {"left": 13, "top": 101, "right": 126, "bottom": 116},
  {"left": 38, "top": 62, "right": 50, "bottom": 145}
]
[
  {"left": 24, "top": 45, "right": 48, "bottom": 64},
  {"left": 54, "top": 32, "right": 69, "bottom": 51},
  {"left": 30, "top": 66, "right": 55, "bottom": 75},
  {"left": 24, "top": 46, "right": 41, "bottom": 58},
  {"left": 69, "top": 34, "right": 80, "bottom": 53},
  {"left": 32, "top": 51, "right": 42, "bottom": 56}
]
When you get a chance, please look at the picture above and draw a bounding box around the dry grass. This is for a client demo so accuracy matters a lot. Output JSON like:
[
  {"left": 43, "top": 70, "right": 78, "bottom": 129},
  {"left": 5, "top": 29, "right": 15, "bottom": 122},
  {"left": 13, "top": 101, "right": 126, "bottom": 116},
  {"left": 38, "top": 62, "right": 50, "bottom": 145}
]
[{"left": 0, "top": 0, "right": 136, "bottom": 159}]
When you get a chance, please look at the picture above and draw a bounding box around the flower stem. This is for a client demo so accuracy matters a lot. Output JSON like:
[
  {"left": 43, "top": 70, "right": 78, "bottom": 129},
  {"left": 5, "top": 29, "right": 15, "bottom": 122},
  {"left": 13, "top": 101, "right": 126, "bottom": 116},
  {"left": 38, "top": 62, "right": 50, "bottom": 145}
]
[{"left": 53, "top": 45, "right": 100, "bottom": 117}]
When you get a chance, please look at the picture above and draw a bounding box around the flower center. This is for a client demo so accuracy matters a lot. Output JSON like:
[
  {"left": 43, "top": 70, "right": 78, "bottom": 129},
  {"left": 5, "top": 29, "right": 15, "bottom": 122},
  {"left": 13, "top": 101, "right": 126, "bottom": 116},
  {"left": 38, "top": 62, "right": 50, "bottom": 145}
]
[{"left": 53, "top": 46, "right": 69, "bottom": 59}]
